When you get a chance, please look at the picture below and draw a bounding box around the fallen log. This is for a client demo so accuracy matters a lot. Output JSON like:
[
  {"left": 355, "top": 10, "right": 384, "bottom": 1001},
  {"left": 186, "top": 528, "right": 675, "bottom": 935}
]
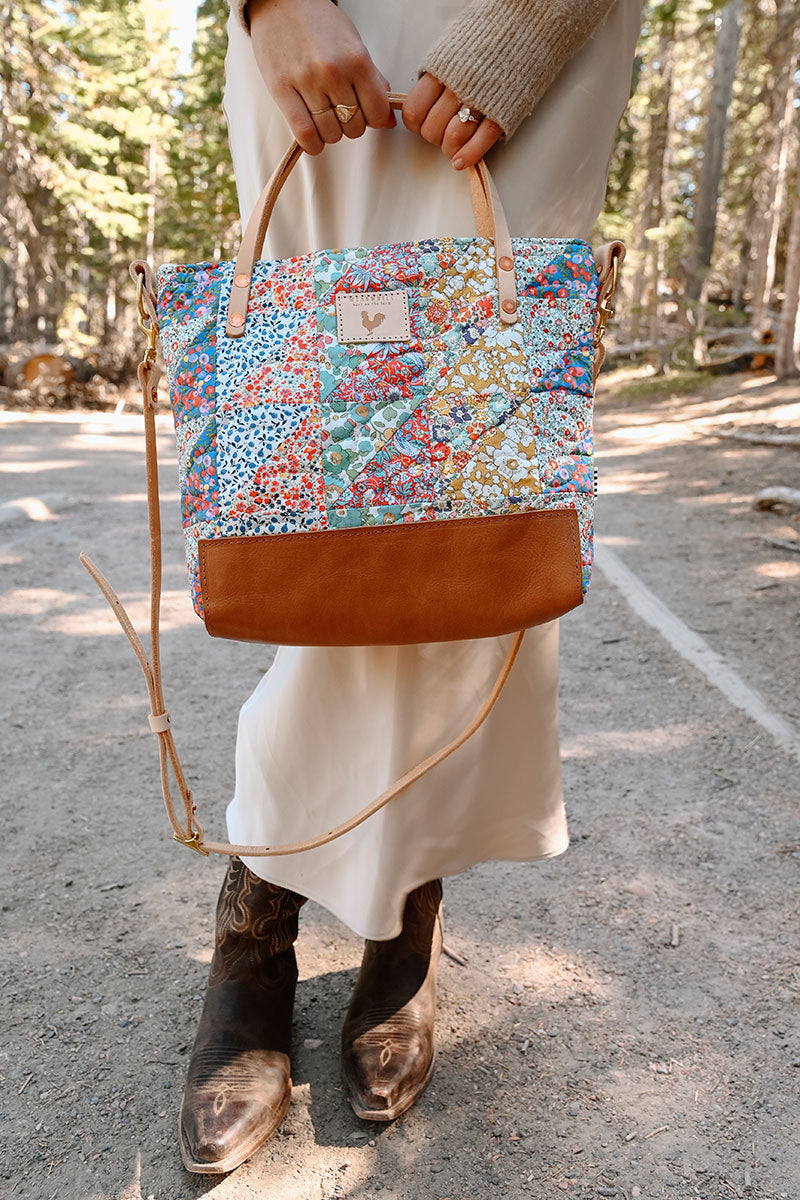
[
  {"left": 762, "top": 536, "right": 800, "bottom": 554},
  {"left": 718, "top": 431, "right": 800, "bottom": 450},
  {"left": 752, "top": 486, "right": 800, "bottom": 512},
  {"left": 697, "top": 349, "right": 775, "bottom": 373}
]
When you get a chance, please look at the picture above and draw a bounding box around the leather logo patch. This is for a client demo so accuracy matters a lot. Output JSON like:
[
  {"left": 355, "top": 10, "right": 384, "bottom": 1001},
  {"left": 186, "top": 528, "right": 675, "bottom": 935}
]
[{"left": 335, "top": 290, "right": 411, "bottom": 344}]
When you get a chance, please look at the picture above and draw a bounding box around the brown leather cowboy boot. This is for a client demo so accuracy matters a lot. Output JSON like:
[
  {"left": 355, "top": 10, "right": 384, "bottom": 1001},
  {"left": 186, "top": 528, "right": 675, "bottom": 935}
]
[
  {"left": 179, "top": 858, "right": 306, "bottom": 1174},
  {"left": 341, "top": 879, "right": 442, "bottom": 1121}
]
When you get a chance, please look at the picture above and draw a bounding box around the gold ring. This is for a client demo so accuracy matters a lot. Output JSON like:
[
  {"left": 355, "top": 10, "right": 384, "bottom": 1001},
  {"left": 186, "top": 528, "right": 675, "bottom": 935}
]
[
  {"left": 334, "top": 103, "right": 360, "bottom": 124},
  {"left": 311, "top": 105, "right": 334, "bottom": 116}
]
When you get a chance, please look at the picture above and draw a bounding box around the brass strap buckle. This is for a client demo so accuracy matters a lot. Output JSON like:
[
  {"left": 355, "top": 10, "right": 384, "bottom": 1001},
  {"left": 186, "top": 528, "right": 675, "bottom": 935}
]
[
  {"left": 135, "top": 271, "right": 158, "bottom": 369},
  {"left": 594, "top": 253, "right": 620, "bottom": 349},
  {"left": 173, "top": 830, "right": 210, "bottom": 856}
]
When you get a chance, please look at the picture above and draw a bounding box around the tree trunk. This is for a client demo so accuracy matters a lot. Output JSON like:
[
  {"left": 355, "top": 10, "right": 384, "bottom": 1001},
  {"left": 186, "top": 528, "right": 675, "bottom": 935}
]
[
  {"left": 103, "top": 235, "right": 118, "bottom": 342},
  {"left": 145, "top": 8, "right": 158, "bottom": 265},
  {"left": 775, "top": 171, "right": 800, "bottom": 378},
  {"left": 77, "top": 221, "right": 90, "bottom": 338},
  {"left": 750, "top": 13, "right": 800, "bottom": 333},
  {"left": 628, "top": 20, "right": 675, "bottom": 347},
  {"left": 686, "top": 0, "right": 743, "bottom": 301},
  {"left": 732, "top": 190, "right": 756, "bottom": 312}
]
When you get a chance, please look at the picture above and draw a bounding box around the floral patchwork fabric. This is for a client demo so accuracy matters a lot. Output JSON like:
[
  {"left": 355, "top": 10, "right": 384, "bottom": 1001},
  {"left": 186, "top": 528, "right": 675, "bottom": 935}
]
[{"left": 157, "top": 238, "right": 599, "bottom": 617}]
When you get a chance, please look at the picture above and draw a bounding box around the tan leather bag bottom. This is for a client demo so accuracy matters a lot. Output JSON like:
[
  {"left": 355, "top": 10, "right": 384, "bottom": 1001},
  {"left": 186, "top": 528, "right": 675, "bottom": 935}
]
[{"left": 198, "top": 509, "right": 583, "bottom": 646}]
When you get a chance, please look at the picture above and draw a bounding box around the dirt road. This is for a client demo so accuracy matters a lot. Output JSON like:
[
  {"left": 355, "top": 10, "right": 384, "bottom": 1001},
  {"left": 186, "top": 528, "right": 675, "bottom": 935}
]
[{"left": 1, "top": 374, "right": 798, "bottom": 1200}]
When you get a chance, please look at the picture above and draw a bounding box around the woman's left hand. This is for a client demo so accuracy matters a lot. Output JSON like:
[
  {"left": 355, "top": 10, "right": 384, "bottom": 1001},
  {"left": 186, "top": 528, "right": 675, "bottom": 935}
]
[{"left": 402, "top": 73, "right": 503, "bottom": 169}]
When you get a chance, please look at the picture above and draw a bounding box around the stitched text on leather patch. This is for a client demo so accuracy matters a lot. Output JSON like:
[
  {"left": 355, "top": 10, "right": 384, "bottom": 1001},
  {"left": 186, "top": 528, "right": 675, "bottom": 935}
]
[{"left": 335, "top": 289, "right": 411, "bottom": 344}]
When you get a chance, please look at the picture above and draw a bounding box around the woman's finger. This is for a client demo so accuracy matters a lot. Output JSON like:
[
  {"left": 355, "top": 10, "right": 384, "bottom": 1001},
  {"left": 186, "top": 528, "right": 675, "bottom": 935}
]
[
  {"left": 419, "top": 86, "right": 461, "bottom": 147},
  {"left": 402, "top": 74, "right": 444, "bottom": 134},
  {"left": 332, "top": 86, "right": 368, "bottom": 140},
  {"left": 281, "top": 88, "right": 325, "bottom": 155},
  {"left": 451, "top": 118, "right": 504, "bottom": 170},
  {"left": 441, "top": 109, "right": 482, "bottom": 159},
  {"left": 307, "top": 100, "right": 344, "bottom": 146},
  {"left": 353, "top": 71, "right": 395, "bottom": 130}
]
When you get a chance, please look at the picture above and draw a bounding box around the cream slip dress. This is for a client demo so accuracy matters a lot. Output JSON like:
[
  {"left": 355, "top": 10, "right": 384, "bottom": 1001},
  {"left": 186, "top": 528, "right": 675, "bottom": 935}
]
[{"left": 222, "top": 0, "right": 642, "bottom": 940}]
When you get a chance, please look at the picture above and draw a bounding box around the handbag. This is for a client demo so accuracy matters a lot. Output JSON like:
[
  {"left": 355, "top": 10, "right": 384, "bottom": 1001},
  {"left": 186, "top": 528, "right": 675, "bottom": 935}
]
[{"left": 82, "top": 93, "right": 624, "bottom": 859}]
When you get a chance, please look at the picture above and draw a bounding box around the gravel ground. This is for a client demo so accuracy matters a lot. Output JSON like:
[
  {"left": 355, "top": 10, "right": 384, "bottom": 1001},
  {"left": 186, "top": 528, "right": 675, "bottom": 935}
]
[{"left": 1, "top": 374, "right": 798, "bottom": 1200}]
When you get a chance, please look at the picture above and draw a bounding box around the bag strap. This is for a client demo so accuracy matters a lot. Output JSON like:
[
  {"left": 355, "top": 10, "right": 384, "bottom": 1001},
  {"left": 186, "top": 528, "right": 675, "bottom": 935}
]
[{"left": 224, "top": 92, "right": 520, "bottom": 337}]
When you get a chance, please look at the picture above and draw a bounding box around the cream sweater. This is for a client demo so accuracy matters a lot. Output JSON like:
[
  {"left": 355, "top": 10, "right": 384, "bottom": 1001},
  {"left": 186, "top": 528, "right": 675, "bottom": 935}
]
[{"left": 231, "top": 0, "right": 618, "bottom": 138}]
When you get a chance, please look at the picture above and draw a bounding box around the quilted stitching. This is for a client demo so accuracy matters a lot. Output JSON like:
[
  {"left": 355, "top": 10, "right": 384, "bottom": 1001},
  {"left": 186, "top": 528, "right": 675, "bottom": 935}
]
[{"left": 156, "top": 236, "right": 600, "bottom": 616}]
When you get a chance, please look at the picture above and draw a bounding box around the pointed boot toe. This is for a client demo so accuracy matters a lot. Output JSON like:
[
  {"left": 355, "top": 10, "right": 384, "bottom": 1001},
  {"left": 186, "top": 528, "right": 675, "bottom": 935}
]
[
  {"left": 179, "top": 1048, "right": 292, "bottom": 1174},
  {"left": 342, "top": 1013, "right": 436, "bottom": 1120}
]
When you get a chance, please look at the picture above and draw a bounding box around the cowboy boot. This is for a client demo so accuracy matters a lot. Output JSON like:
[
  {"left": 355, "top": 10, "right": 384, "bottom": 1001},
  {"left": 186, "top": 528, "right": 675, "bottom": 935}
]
[
  {"left": 341, "top": 879, "right": 442, "bottom": 1121},
  {"left": 179, "top": 858, "right": 306, "bottom": 1174}
]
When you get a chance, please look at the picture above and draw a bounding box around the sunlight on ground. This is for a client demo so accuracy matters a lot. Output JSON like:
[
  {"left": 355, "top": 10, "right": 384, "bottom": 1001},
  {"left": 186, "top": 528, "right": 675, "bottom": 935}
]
[
  {"left": 0, "top": 587, "right": 197, "bottom": 634},
  {"left": 682, "top": 490, "right": 753, "bottom": 506},
  {"left": 596, "top": 534, "right": 639, "bottom": 548},
  {"left": 692, "top": 398, "right": 800, "bottom": 430},
  {"left": 756, "top": 560, "right": 800, "bottom": 580},
  {"left": 52, "top": 595, "right": 197, "bottom": 636},
  {"left": 561, "top": 724, "right": 706, "bottom": 759},
  {"left": 596, "top": 468, "right": 671, "bottom": 495},
  {"left": 0, "top": 497, "right": 60, "bottom": 521},
  {"left": 601, "top": 378, "right": 800, "bottom": 455},
  {"left": 69, "top": 432, "right": 167, "bottom": 456},
  {"left": 739, "top": 375, "right": 778, "bottom": 391},
  {"left": 0, "top": 459, "right": 86, "bottom": 473},
  {"left": 496, "top": 947, "right": 616, "bottom": 1008},
  {"left": 0, "top": 587, "right": 74, "bottom": 615},
  {"left": 604, "top": 421, "right": 695, "bottom": 447},
  {"left": 106, "top": 491, "right": 180, "bottom": 504}
]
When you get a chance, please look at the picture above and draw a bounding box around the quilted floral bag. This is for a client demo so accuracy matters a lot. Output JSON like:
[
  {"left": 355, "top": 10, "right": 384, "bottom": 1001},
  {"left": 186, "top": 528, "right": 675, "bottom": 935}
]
[{"left": 82, "top": 94, "right": 623, "bottom": 858}]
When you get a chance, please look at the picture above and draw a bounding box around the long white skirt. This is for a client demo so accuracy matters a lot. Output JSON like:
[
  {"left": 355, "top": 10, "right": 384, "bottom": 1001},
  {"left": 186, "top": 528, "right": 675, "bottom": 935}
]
[{"left": 222, "top": 0, "right": 642, "bottom": 939}]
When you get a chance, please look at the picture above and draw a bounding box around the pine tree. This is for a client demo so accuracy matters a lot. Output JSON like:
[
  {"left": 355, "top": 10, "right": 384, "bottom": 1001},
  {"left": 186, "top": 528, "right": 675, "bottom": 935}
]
[{"left": 166, "top": 0, "right": 240, "bottom": 265}]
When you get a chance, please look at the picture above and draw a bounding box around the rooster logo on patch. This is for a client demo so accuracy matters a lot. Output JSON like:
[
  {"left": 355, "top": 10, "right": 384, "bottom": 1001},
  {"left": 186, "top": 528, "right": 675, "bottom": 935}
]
[{"left": 361, "top": 309, "right": 386, "bottom": 334}]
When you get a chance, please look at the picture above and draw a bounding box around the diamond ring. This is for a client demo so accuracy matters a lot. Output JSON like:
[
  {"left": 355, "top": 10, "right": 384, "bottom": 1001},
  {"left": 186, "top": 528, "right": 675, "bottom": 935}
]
[{"left": 457, "top": 105, "right": 478, "bottom": 124}]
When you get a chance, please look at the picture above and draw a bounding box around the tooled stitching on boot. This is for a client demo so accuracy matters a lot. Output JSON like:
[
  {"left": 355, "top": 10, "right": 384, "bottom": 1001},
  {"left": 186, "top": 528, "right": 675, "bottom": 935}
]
[{"left": 210, "top": 858, "right": 307, "bottom": 984}]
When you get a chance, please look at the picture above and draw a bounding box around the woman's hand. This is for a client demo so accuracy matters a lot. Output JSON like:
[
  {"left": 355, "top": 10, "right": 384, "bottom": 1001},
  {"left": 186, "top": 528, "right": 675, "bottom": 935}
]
[
  {"left": 403, "top": 74, "right": 503, "bottom": 169},
  {"left": 248, "top": 0, "right": 395, "bottom": 155}
]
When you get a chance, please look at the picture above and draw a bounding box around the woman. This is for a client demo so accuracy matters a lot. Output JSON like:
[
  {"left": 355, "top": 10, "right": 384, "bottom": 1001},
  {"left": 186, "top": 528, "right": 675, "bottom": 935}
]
[{"left": 179, "top": 0, "right": 642, "bottom": 1174}]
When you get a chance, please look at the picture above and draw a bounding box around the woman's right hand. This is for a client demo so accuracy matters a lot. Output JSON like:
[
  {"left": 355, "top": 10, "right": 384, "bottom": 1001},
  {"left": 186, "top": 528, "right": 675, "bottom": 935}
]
[{"left": 248, "top": 0, "right": 395, "bottom": 155}]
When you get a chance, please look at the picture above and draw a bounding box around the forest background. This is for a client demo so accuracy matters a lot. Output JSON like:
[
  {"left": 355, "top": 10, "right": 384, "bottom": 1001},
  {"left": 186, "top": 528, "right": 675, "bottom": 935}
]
[{"left": 1, "top": 0, "right": 800, "bottom": 388}]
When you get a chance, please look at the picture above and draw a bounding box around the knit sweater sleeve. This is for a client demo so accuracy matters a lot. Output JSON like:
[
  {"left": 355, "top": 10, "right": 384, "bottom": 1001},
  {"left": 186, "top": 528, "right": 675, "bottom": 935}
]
[{"left": 421, "top": 0, "right": 619, "bottom": 138}]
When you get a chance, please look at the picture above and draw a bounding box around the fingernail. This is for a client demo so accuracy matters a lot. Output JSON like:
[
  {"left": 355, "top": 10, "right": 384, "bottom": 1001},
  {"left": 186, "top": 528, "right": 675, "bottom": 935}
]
[{"left": 452, "top": 157, "right": 464, "bottom": 170}]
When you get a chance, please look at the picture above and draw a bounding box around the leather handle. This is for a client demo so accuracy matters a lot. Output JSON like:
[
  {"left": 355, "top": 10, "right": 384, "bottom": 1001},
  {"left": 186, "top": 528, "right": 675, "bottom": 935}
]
[{"left": 225, "top": 90, "right": 519, "bottom": 337}]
